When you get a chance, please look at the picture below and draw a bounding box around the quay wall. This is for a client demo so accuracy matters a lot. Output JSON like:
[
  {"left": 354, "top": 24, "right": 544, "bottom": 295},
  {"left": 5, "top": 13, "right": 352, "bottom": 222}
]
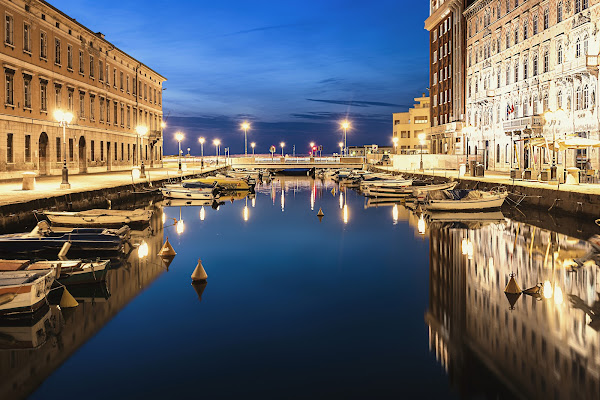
[{"left": 370, "top": 167, "right": 600, "bottom": 219}]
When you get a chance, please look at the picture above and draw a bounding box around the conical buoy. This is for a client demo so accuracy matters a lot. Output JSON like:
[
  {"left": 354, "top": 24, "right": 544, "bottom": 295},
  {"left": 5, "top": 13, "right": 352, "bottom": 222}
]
[
  {"left": 331, "top": 188, "right": 336, "bottom": 196},
  {"left": 158, "top": 237, "right": 176, "bottom": 256},
  {"left": 191, "top": 281, "right": 208, "bottom": 303},
  {"left": 318, "top": 215, "right": 324, "bottom": 223},
  {"left": 505, "top": 292, "right": 521, "bottom": 310},
  {"left": 160, "top": 255, "right": 175, "bottom": 270},
  {"left": 191, "top": 258, "right": 208, "bottom": 282},
  {"left": 317, "top": 208, "right": 324, "bottom": 217},
  {"left": 59, "top": 288, "right": 79, "bottom": 308},
  {"left": 504, "top": 273, "right": 522, "bottom": 294}
]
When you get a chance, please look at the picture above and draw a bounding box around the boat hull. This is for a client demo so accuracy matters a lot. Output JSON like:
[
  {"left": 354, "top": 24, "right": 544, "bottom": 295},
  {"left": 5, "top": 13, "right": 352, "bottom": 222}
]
[
  {"left": 44, "top": 209, "right": 152, "bottom": 227},
  {"left": 0, "top": 270, "right": 54, "bottom": 316},
  {"left": 425, "top": 194, "right": 507, "bottom": 211},
  {"left": 160, "top": 188, "right": 216, "bottom": 200}
]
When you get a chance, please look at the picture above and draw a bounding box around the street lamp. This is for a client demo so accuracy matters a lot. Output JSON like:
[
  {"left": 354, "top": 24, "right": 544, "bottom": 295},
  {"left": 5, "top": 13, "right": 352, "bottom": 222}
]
[
  {"left": 280, "top": 142, "right": 285, "bottom": 157},
  {"left": 309, "top": 142, "right": 315, "bottom": 156},
  {"left": 135, "top": 125, "right": 148, "bottom": 178},
  {"left": 213, "top": 139, "right": 221, "bottom": 165},
  {"left": 198, "top": 137, "right": 205, "bottom": 170},
  {"left": 54, "top": 109, "right": 74, "bottom": 189},
  {"left": 340, "top": 120, "right": 350, "bottom": 156},
  {"left": 392, "top": 136, "right": 399, "bottom": 154},
  {"left": 241, "top": 121, "right": 250, "bottom": 156},
  {"left": 418, "top": 133, "right": 426, "bottom": 171},
  {"left": 544, "top": 108, "right": 565, "bottom": 180},
  {"left": 175, "top": 132, "right": 184, "bottom": 173},
  {"left": 251, "top": 142, "right": 256, "bottom": 156}
]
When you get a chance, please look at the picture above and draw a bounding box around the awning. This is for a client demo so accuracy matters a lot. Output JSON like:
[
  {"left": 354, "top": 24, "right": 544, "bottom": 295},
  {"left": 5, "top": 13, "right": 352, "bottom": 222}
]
[{"left": 530, "top": 137, "right": 600, "bottom": 151}]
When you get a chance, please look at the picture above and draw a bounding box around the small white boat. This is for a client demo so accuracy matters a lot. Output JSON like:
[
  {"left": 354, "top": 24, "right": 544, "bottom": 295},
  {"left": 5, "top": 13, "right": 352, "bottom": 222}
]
[
  {"left": 360, "top": 179, "right": 412, "bottom": 190},
  {"left": 425, "top": 210, "right": 505, "bottom": 223},
  {"left": 424, "top": 190, "right": 508, "bottom": 211},
  {"left": 412, "top": 182, "right": 458, "bottom": 201},
  {"left": 364, "top": 186, "right": 413, "bottom": 197},
  {"left": 43, "top": 208, "right": 153, "bottom": 227},
  {"left": 160, "top": 187, "right": 218, "bottom": 200},
  {"left": 0, "top": 270, "right": 55, "bottom": 315}
]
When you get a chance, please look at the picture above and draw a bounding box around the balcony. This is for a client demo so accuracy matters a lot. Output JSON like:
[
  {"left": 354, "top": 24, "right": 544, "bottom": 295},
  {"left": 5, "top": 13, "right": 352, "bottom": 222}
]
[{"left": 503, "top": 115, "right": 544, "bottom": 135}]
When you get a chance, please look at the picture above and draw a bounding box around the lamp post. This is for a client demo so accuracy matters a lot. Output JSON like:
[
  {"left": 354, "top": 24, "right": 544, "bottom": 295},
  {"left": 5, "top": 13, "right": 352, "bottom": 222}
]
[
  {"left": 135, "top": 125, "right": 148, "bottom": 178},
  {"left": 310, "top": 142, "right": 315, "bottom": 156},
  {"left": 251, "top": 142, "right": 256, "bottom": 156},
  {"left": 280, "top": 142, "right": 285, "bottom": 157},
  {"left": 464, "top": 124, "right": 473, "bottom": 173},
  {"left": 418, "top": 133, "right": 426, "bottom": 171},
  {"left": 340, "top": 120, "right": 350, "bottom": 156},
  {"left": 213, "top": 139, "right": 220, "bottom": 165},
  {"left": 241, "top": 121, "right": 250, "bottom": 156},
  {"left": 54, "top": 110, "right": 74, "bottom": 189},
  {"left": 544, "top": 108, "right": 565, "bottom": 180},
  {"left": 175, "top": 132, "right": 184, "bottom": 173},
  {"left": 392, "top": 136, "right": 399, "bottom": 154},
  {"left": 198, "top": 137, "right": 205, "bottom": 170}
]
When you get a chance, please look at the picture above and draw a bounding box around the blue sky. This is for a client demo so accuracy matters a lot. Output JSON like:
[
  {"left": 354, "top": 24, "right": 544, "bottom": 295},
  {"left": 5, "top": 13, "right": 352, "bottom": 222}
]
[{"left": 50, "top": 0, "right": 430, "bottom": 155}]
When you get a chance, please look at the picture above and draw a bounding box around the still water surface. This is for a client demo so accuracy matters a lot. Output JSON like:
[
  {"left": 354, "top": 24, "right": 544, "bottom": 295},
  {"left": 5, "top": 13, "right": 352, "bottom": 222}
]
[{"left": 1, "top": 177, "right": 599, "bottom": 399}]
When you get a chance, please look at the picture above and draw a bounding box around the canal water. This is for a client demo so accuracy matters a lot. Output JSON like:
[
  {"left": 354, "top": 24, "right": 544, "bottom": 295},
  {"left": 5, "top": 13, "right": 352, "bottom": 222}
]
[{"left": 1, "top": 177, "right": 599, "bottom": 399}]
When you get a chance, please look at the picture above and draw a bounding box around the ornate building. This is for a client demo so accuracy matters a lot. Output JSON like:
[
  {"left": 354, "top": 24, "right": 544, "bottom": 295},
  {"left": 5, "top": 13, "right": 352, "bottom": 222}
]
[
  {"left": 0, "top": 0, "right": 166, "bottom": 179},
  {"left": 465, "top": 0, "right": 599, "bottom": 174},
  {"left": 425, "top": 0, "right": 468, "bottom": 155}
]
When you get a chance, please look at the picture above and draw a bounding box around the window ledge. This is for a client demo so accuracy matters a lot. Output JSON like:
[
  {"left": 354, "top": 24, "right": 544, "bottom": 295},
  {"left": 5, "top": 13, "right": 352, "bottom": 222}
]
[
  {"left": 23, "top": 106, "right": 32, "bottom": 111},
  {"left": 79, "top": 72, "right": 85, "bottom": 77},
  {"left": 40, "top": 110, "right": 48, "bottom": 114},
  {"left": 4, "top": 42, "right": 15, "bottom": 49},
  {"left": 55, "top": 63, "right": 62, "bottom": 67},
  {"left": 23, "top": 49, "right": 32, "bottom": 56},
  {"left": 40, "top": 56, "right": 47, "bottom": 62},
  {"left": 5, "top": 103, "right": 15, "bottom": 109}
]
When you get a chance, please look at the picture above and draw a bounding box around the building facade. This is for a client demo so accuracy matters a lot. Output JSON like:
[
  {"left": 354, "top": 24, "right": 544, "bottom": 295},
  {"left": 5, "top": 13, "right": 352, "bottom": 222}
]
[
  {"left": 465, "top": 0, "right": 600, "bottom": 174},
  {"left": 425, "top": 0, "right": 468, "bottom": 155},
  {"left": 392, "top": 94, "right": 431, "bottom": 154},
  {"left": 1, "top": 0, "right": 166, "bottom": 179}
]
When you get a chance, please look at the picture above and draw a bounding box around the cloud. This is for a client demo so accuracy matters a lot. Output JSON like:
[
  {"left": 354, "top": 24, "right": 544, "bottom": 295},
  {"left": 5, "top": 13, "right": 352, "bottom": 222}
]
[{"left": 306, "top": 99, "right": 407, "bottom": 108}]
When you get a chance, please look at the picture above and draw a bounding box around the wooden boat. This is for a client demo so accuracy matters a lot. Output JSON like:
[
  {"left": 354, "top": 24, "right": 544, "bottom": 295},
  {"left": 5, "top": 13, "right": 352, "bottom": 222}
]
[
  {"left": 163, "top": 198, "right": 223, "bottom": 207},
  {"left": 0, "top": 269, "right": 55, "bottom": 315},
  {"left": 160, "top": 187, "right": 218, "bottom": 200},
  {"left": 424, "top": 190, "right": 508, "bottom": 211},
  {"left": 425, "top": 210, "right": 505, "bottom": 223},
  {"left": 0, "top": 304, "right": 59, "bottom": 349},
  {"left": 186, "top": 177, "right": 251, "bottom": 191},
  {"left": 523, "top": 283, "right": 542, "bottom": 296},
  {"left": 228, "top": 169, "right": 260, "bottom": 179},
  {"left": 359, "top": 179, "right": 413, "bottom": 190},
  {"left": 0, "top": 259, "right": 109, "bottom": 285},
  {"left": 363, "top": 186, "right": 413, "bottom": 198},
  {"left": 0, "top": 221, "right": 129, "bottom": 255},
  {"left": 412, "top": 181, "right": 458, "bottom": 201},
  {"left": 42, "top": 208, "right": 153, "bottom": 227}
]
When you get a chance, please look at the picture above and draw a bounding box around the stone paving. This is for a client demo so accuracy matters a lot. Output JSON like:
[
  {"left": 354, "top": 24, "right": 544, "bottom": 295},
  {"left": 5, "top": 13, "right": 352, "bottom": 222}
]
[
  {"left": 377, "top": 166, "right": 600, "bottom": 195},
  {"left": 0, "top": 163, "right": 224, "bottom": 207}
]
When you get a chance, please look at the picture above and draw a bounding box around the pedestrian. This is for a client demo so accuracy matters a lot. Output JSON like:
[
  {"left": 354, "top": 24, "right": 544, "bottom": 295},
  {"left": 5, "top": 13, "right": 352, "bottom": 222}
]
[{"left": 585, "top": 158, "right": 592, "bottom": 170}]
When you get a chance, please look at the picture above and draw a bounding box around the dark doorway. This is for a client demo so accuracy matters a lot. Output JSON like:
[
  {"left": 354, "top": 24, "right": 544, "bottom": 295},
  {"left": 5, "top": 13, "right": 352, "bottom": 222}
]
[
  {"left": 78, "top": 136, "right": 87, "bottom": 173},
  {"left": 38, "top": 132, "right": 49, "bottom": 175},
  {"left": 106, "top": 142, "right": 111, "bottom": 171}
]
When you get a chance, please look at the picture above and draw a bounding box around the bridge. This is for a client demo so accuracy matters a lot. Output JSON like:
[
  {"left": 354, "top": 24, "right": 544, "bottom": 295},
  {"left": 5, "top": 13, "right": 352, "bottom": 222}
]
[{"left": 230, "top": 156, "right": 365, "bottom": 170}]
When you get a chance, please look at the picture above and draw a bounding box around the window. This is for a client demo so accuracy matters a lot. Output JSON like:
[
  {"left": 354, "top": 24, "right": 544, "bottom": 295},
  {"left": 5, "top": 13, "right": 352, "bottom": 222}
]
[
  {"left": 506, "top": 30, "right": 510, "bottom": 48},
  {"left": 583, "top": 0, "right": 589, "bottom": 11},
  {"left": 23, "top": 75, "right": 31, "bottom": 108},
  {"left": 23, "top": 23, "right": 31, "bottom": 52},
  {"left": 69, "top": 138, "right": 74, "bottom": 162},
  {"left": 40, "top": 32, "right": 47, "bottom": 59},
  {"left": 56, "top": 137, "right": 61, "bottom": 161},
  {"left": 91, "top": 140, "right": 95, "bottom": 161},
  {"left": 138, "top": 81, "right": 142, "bottom": 97},
  {"left": 54, "top": 39, "right": 61, "bottom": 65},
  {"left": 576, "top": 0, "right": 582, "bottom": 13},
  {"left": 6, "top": 133, "right": 13, "bottom": 163},
  {"left": 584, "top": 85, "right": 589, "bottom": 109},
  {"left": 543, "top": 8, "right": 549, "bottom": 29},
  {"left": 106, "top": 99, "right": 110, "bottom": 123},
  {"left": 557, "top": 1, "right": 563, "bottom": 23},
  {"left": 90, "top": 96, "right": 95, "bottom": 120},
  {"left": 584, "top": 36, "right": 589, "bottom": 56},
  {"left": 99, "top": 60, "right": 104, "bottom": 81},
  {"left": 127, "top": 107, "right": 131, "bottom": 128},
  {"left": 79, "top": 50, "right": 84, "bottom": 74},
  {"left": 576, "top": 86, "right": 583, "bottom": 110},
  {"left": 40, "top": 80, "right": 47, "bottom": 111},
  {"left": 514, "top": 26, "right": 518, "bottom": 44},
  {"left": 119, "top": 71, "right": 123, "bottom": 90},
  {"left": 106, "top": 64, "right": 109, "bottom": 86},
  {"left": 126, "top": 75, "right": 130, "bottom": 92},
  {"left": 557, "top": 44, "right": 563, "bottom": 64},
  {"left": 5, "top": 70, "right": 14, "bottom": 105},
  {"left": 5, "top": 14, "right": 14, "bottom": 45},
  {"left": 120, "top": 105, "right": 124, "bottom": 126},
  {"left": 576, "top": 38, "right": 581, "bottom": 58},
  {"left": 506, "top": 63, "right": 510, "bottom": 84},
  {"left": 79, "top": 92, "right": 85, "bottom": 118},
  {"left": 114, "top": 142, "right": 117, "bottom": 161},
  {"left": 113, "top": 102, "right": 118, "bottom": 125},
  {"left": 523, "top": 19, "right": 528, "bottom": 40},
  {"left": 497, "top": 67, "right": 501, "bottom": 87},
  {"left": 121, "top": 143, "right": 124, "bottom": 161},
  {"left": 514, "top": 62, "right": 519, "bottom": 82},
  {"left": 113, "top": 68, "right": 116, "bottom": 87},
  {"left": 25, "top": 135, "right": 31, "bottom": 162},
  {"left": 533, "top": 15, "right": 538, "bottom": 35},
  {"left": 127, "top": 144, "right": 130, "bottom": 161},
  {"left": 89, "top": 56, "right": 94, "bottom": 78},
  {"left": 100, "top": 140, "right": 104, "bottom": 161},
  {"left": 557, "top": 91, "right": 563, "bottom": 108},
  {"left": 543, "top": 50, "right": 549, "bottom": 73},
  {"left": 533, "top": 54, "right": 538, "bottom": 76}
]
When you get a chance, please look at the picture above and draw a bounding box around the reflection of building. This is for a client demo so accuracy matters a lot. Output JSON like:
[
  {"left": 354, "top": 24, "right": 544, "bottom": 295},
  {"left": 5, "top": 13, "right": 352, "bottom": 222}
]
[
  {"left": 425, "top": 0, "right": 468, "bottom": 155},
  {"left": 426, "top": 219, "right": 600, "bottom": 399},
  {"left": 464, "top": 0, "right": 600, "bottom": 172},
  {"left": 0, "top": 208, "right": 165, "bottom": 399},
  {"left": 0, "top": 0, "right": 166, "bottom": 179},
  {"left": 392, "top": 94, "right": 431, "bottom": 154}
]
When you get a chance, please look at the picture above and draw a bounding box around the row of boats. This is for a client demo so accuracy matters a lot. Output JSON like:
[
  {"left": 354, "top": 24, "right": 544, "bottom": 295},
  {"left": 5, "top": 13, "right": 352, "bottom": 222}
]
[{"left": 327, "top": 169, "right": 508, "bottom": 211}]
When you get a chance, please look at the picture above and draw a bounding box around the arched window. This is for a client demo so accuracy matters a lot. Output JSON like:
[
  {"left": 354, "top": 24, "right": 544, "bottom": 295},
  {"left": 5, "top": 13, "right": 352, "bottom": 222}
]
[
  {"left": 543, "top": 93, "right": 549, "bottom": 112},
  {"left": 543, "top": 8, "right": 549, "bottom": 30},
  {"left": 557, "top": 1, "right": 563, "bottom": 23},
  {"left": 583, "top": 85, "right": 589, "bottom": 109},
  {"left": 543, "top": 49, "right": 549, "bottom": 73},
  {"left": 557, "top": 44, "right": 563, "bottom": 64},
  {"left": 584, "top": 35, "right": 589, "bottom": 56},
  {"left": 533, "top": 54, "right": 538, "bottom": 76},
  {"left": 533, "top": 14, "right": 538, "bottom": 35},
  {"left": 576, "top": 86, "right": 583, "bottom": 110},
  {"left": 523, "top": 19, "right": 528, "bottom": 39},
  {"left": 576, "top": 38, "right": 581, "bottom": 58},
  {"left": 514, "top": 62, "right": 519, "bottom": 82},
  {"left": 523, "top": 56, "right": 528, "bottom": 79}
]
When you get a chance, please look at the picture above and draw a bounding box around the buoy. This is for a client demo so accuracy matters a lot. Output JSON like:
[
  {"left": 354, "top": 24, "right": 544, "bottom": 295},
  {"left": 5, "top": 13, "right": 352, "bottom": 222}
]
[
  {"left": 505, "top": 292, "right": 521, "bottom": 310},
  {"left": 191, "top": 281, "right": 207, "bottom": 303},
  {"left": 504, "top": 273, "right": 522, "bottom": 294},
  {"left": 317, "top": 208, "right": 324, "bottom": 217},
  {"left": 160, "top": 255, "right": 175, "bottom": 270},
  {"left": 59, "top": 288, "right": 79, "bottom": 308},
  {"left": 191, "top": 258, "right": 208, "bottom": 281},
  {"left": 331, "top": 188, "right": 336, "bottom": 196},
  {"left": 158, "top": 237, "right": 176, "bottom": 256},
  {"left": 58, "top": 241, "right": 71, "bottom": 260}
]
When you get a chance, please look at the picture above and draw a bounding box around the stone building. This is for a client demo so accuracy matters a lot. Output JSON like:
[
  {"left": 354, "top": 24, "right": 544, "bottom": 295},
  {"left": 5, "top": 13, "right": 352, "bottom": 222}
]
[
  {"left": 0, "top": 0, "right": 166, "bottom": 180},
  {"left": 392, "top": 94, "right": 431, "bottom": 154},
  {"left": 465, "top": 0, "right": 600, "bottom": 175},
  {"left": 425, "top": 0, "right": 468, "bottom": 155}
]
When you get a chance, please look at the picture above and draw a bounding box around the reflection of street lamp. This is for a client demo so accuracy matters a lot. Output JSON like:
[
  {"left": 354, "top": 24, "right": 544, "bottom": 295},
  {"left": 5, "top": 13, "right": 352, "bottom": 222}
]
[
  {"left": 54, "top": 109, "right": 74, "bottom": 189},
  {"left": 338, "top": 142, "right": 343, "bottom": 155},
  {"left": 213, "top": 139, "right": 221, "bottom": 165},
  {"left": 418, "top": 133, "right": 426, "bottom": 171},
  {"left": 280, "top": 142, "right": 285, "bottom": 156},
  {"left": 417, "top": 214, "right": 426, "bottom": 235},
  {"left": 135, "top": 125, "right": 148, "bottom": 178},
  {"left": 175, "top": 132, "right": 184, "bottom": 173},
  {"left": 251, "top": 142, "right": 256, "bottom": 156},
  {"left": 198, "top": 137, "right": 205, "bottom": 169},
  {"left": 241, "top": 121, "right": 250, "bottom": 156},
  {"left": 392, "top": 136, "right": 399, "bottom": 154},
  {"left": 340, "top": 120, "right": 350, "bottom": 156},
  {"left": 544, "top": 108, "right": 565, "bottom": 180}
]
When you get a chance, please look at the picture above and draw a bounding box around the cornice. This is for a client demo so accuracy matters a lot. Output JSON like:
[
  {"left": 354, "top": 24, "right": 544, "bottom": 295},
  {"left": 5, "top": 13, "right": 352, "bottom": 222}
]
[
  {"left": 464, "top": 0, "right": 493, "bottom": 19},
  {"left": 425, "top": 0, "right": 463, "bottom": 31}
]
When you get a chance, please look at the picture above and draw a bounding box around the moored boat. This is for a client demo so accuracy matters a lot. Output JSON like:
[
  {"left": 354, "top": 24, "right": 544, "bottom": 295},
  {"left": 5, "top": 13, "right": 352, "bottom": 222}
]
[
  {"left": 186, "top": 176, "right": 251, "bottom": 191},
  {"left": 42, "top": 208, "right": 153, "bottom": 227},
  {"left": 0, "top": 269, "right": 55, "bottom": 315},
  {"left": 160, "top": 187, "right": 218, "bottom": 200},
  {"left": 424, "top": 189, "right": 508, "bottom": 211}
]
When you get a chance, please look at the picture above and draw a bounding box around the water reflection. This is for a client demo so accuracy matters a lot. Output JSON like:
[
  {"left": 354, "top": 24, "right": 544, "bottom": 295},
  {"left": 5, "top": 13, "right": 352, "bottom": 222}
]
[
  {"left": 0, "top": 208, "right": 166, "bottom": 399},
  {"left": 426, "top": 213, "right": 600, "bottom": 399}
]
